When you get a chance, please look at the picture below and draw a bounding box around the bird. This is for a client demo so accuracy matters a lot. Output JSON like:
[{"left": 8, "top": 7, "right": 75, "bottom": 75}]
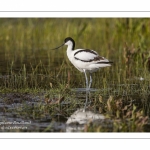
[{"left": 51, "top": 37, "right": 113, "bottom": 91}]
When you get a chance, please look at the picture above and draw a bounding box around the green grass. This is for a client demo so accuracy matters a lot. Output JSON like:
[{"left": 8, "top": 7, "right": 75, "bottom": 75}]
[{"left": 0, "top": 18, "right": 150, "bottom": 132}]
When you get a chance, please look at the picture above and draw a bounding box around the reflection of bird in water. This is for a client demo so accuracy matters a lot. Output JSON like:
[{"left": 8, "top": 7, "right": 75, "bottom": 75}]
[
  {"left": 51, "top": 37, "right": 113, "bottom": 90},
  {"left": 66, "top": 108, "right": 105, "bottom": 132},
  {"left": 66, "top": 108, "right": 105, "bottom": 124}
]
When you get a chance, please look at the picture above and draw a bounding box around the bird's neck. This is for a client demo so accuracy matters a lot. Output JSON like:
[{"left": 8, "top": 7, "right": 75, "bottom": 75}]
[
  {"left": 67, "top": 44, "right": 74, "bottom": 51},
  {"left": 67, "top": 45, "right": 74, "bottom": 61}
]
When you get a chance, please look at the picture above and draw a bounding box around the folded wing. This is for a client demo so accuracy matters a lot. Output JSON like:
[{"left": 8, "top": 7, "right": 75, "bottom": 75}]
[{"left": 74, "top": 49, "right": 110, "bottom": 63}]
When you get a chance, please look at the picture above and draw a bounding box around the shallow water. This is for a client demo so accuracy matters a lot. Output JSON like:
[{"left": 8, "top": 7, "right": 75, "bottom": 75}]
[
  {"left": 0, "top": 92, "right": 66, "bottom": 132},
  {"left": 1, "top": 87, "right": 150, "bottom": 132}
]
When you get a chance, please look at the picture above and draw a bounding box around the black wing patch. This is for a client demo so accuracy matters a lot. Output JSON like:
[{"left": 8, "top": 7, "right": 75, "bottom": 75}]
[{"left": 96, "top": 61, "right": 113, "bottom": 64}]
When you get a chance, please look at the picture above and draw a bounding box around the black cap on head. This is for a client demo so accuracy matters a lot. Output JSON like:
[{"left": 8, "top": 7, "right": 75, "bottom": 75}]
[
  {"left": 64, "top": 37, "right": 75, "bottom": 50},
  {"left": 64, "top": 37, "right": 74, "bottom": 43}
]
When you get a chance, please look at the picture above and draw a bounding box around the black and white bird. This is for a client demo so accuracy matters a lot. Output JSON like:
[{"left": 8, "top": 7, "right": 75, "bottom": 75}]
[{"left": 51, "top": 37, "right": 113, "bottom": 90}]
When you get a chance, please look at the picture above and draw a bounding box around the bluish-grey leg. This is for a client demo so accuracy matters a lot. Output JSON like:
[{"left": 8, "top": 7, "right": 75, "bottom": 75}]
[
  {"left": 89, "top": 73, "right": 92, "bottom": 89},
  {"left": 83, "top": 90, "right": 89, "bottom": 112},
  {"left": 83, "top": 69, "right": 89, "bottom": 90}
]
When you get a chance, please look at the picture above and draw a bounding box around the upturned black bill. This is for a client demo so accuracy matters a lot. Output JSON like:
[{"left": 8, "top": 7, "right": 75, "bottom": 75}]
[{"left": 50, "top": 43, "right": 64, "bottom": 50}]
